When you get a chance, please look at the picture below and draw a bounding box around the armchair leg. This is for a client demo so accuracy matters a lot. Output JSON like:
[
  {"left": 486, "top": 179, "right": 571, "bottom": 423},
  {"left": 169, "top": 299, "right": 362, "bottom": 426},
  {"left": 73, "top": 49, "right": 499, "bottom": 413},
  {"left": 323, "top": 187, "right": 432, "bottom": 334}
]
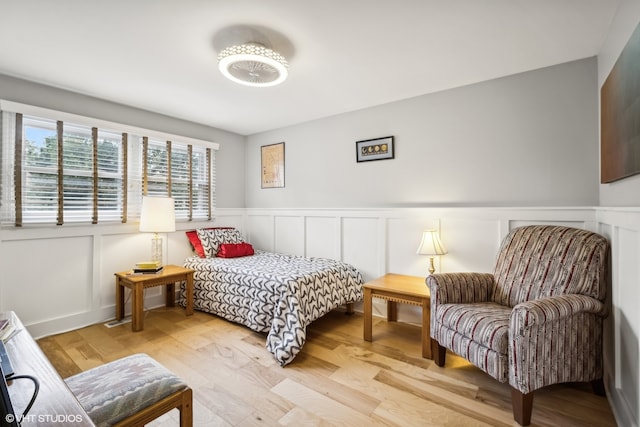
[
  {"left": 431, "top": 339, "right": 446, "bottom": 367},
  {"left": 510, "top": 387, "right": 534, "bottom": 426},
  {"left": 591, "top": 378, "right": 606, "bottom": 396}
]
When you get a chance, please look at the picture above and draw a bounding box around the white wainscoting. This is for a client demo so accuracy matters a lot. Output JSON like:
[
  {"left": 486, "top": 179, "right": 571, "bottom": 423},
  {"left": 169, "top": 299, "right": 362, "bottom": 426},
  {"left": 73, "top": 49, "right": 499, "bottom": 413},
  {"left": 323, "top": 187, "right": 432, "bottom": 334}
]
[
  {"left": 596, "top": 207, "right": 640, "bottom": 427},
  {"left": 0, "top": 209, "right": 245, "bottom": 338},
  {"left": 0, "top": 205, "right": 636, "bottom": 427},
  {"left": 245, "top": 207, "right": 594, "bottom": 323}
]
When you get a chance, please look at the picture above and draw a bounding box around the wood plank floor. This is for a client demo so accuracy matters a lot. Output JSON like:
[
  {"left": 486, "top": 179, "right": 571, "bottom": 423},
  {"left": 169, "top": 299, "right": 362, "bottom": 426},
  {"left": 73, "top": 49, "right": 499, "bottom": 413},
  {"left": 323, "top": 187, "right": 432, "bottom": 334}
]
[{"left": 38, "top": 308, "right": 617, "bottom": 427}]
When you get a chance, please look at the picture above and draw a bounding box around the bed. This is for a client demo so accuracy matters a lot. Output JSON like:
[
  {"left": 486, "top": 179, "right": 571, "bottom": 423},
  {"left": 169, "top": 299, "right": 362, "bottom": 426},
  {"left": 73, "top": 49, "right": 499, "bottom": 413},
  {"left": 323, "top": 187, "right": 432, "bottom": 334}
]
[{"left": 181, "top": 228, "right": 364, "bottom": 366}]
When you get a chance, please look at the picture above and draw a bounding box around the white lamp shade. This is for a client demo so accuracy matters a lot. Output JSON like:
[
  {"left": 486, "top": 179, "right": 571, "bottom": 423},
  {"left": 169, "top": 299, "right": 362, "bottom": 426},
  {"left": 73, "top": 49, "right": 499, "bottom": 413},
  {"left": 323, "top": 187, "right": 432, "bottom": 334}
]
[
  {"left": 139, "top": 196, "right": 176, "bottom": 232},
  {"left": 416, "top": 230, "right": 447, "bottom": 256}
]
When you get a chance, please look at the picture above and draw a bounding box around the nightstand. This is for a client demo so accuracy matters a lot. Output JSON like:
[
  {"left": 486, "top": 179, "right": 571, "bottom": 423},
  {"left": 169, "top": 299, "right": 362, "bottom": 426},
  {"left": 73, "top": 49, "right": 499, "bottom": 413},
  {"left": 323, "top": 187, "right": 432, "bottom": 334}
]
[
  {"left": 363, "top": 273, "right": 431, "bottom": 359},
  {"left": 115, "top": 264, "right": 194, "bottom": 332}
]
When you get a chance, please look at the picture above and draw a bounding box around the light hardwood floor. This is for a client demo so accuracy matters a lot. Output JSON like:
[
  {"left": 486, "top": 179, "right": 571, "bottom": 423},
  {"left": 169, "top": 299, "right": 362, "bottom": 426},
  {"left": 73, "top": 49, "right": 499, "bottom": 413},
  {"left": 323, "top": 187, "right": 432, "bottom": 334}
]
[{"left": 38, "top": 307, "right": 617, "bottom": 427}]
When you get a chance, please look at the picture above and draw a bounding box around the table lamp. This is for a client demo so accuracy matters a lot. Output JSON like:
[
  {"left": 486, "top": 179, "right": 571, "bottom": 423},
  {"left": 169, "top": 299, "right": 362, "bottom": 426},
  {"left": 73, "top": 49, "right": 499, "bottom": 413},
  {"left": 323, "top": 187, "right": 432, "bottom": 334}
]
[
  {"left": 139, "top": 196, "right": 176, "bottom": 263},
  {"left": 416, "top": 229, "right": 447, "bottom": 275}
]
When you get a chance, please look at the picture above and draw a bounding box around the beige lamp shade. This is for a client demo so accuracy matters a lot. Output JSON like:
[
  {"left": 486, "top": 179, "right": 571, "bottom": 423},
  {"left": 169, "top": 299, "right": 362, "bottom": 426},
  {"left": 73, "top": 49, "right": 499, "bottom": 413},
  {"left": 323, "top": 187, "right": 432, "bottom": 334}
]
[
  {"left": 139, "top": 196, "right": 175, "bottom": 263},
  {"left": 416, "top": 230, "right": 447, "bottom": 256},
  {"left": 417, "top": 229, "right": 447, "bottom": 275},
  {"left": 139, "top": 196, "right": 176, "bottom": 233}
]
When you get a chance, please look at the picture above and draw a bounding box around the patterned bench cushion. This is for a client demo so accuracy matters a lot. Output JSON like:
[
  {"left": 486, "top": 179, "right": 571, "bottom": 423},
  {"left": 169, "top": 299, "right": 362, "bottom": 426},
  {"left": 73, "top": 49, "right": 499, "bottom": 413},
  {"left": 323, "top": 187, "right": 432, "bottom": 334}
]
[{"left": 65, "top": 353, "right": 187, "bottom": 427}]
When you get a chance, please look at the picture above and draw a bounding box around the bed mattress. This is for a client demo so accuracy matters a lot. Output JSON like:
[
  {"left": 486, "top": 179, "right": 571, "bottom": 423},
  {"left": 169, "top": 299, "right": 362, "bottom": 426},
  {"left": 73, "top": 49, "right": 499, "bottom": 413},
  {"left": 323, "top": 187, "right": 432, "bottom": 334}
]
[{"left": 182, "top": 250, "right": 363, "bottom": 366}]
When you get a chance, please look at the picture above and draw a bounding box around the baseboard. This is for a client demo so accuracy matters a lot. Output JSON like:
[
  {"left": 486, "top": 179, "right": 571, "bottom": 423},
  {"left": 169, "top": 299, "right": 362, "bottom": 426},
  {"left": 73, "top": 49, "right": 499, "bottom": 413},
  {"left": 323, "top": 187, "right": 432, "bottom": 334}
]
[
  {"left": 23, "top": 293, "right": 168, "bottom": 340},
  {"left": 607, "top": 385, "right": 638, "bottom": 427}
]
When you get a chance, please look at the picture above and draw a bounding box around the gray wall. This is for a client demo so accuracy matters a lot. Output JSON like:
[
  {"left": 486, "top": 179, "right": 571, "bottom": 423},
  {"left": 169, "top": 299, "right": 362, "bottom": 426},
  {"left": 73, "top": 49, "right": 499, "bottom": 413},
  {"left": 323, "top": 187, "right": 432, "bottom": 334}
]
[
  {"left": 246, "top": 58, "right": 599, "bottom": 208},
  {"left": 0, "top": 73, "right": 246, "bottom": 209}
]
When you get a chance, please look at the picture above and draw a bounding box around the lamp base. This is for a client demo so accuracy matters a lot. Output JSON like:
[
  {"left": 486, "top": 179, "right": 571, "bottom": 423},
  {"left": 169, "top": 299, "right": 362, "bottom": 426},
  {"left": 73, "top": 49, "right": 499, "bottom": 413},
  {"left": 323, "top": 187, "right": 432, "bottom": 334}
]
[
  {"left": 428, "top": 256, "right": 436, "bottom": 275},
  {"left": 151, "top": 234, "right": 163, "bottom": 263}
]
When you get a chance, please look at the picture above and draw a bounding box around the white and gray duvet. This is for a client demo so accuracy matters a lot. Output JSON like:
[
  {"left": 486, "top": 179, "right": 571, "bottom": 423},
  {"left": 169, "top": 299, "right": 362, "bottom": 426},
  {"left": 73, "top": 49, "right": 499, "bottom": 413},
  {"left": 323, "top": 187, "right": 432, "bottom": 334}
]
[{"left": 182, "top": 250, "right": 363, "bottom": 366}]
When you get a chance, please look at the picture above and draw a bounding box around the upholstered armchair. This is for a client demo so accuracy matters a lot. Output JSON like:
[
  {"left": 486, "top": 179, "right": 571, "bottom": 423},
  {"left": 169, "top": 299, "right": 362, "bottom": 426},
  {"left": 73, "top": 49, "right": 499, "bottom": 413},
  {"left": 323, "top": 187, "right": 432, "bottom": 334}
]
[{"left": 427, "top": 225, "right": 609, "bottom": 426}]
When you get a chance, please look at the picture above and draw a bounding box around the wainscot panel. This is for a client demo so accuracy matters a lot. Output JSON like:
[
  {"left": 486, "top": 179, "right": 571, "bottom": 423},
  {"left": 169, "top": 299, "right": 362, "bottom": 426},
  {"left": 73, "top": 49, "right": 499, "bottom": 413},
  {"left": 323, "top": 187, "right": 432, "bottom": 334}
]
[{"left": 275, "top": 216, "right": 305, "bottom": 256}]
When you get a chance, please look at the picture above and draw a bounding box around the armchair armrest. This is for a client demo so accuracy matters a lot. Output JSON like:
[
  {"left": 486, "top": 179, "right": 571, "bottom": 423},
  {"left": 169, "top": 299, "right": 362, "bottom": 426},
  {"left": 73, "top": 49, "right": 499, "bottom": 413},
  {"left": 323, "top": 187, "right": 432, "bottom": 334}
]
[
  {"left": 427, "top": 272, "right": 495, "bottom": 305},
  {"left": 511, "top": 294, "right": 606, "bottom": 334},
  {"left": 509, "top": 294, "right": 607, "bottom": 394}
]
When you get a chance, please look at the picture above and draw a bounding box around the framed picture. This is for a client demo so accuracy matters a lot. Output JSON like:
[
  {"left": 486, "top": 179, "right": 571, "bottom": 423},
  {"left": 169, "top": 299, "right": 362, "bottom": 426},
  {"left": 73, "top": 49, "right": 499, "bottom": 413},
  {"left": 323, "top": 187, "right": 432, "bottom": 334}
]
[
  {"left": 261, "top": 142, "right": 285, "bottom": 188},
  {"left": 601, "top": 21, "right": 640, "bottom": 183},
  {"left": 356, "top": 136, "right": 394, "bottom": 162}
]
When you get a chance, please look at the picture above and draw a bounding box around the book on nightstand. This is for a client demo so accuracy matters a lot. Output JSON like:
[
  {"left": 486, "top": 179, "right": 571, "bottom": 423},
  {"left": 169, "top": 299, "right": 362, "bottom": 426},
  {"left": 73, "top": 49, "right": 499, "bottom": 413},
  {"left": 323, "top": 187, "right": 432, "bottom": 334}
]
[
  {"left": 133, "top": 260, "right": 163, "bottom": 274},
  {"left": 135, "top": 260, "right": 162, "bottom": 269},
  {"left": 133, "top": 267, "right": 164, "bottom": 274}
]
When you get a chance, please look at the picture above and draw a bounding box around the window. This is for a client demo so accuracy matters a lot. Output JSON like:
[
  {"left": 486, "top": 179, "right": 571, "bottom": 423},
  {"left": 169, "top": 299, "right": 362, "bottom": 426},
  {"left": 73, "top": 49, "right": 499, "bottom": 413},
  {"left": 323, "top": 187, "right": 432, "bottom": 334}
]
[
  {"left": 0, "top": 103, "right": 217, "bottom": 226},
  {"left": 18, "top": 116, "right": 126, "bottom": 224},
  {"left": 143, "top": 138, "right": 213, "bottom": 221}
]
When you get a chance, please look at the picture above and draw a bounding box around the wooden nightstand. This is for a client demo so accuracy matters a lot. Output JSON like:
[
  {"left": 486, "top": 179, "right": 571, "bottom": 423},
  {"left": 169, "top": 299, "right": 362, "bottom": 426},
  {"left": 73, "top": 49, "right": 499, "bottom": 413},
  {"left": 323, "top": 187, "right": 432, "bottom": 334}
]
[
  {"left": 115, "top": 264, "right": 194, "bottom": 332},
  {"left": 363, "top": 273, "right": 431, "bottom": 359}
]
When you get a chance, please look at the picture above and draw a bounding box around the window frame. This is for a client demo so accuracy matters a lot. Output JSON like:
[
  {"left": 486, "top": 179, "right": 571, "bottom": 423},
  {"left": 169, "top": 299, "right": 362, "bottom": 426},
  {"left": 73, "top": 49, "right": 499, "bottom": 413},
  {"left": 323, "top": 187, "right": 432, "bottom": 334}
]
[{"left": 0, "top": 100, "right": 218, "bottom": 227}]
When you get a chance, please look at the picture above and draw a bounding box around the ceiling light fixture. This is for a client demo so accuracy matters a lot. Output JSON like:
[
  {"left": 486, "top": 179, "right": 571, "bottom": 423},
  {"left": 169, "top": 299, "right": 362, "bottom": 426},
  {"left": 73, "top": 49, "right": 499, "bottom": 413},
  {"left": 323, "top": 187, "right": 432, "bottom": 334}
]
[{"left": 218, "top": 43, "right": 288, "bottom": 87}]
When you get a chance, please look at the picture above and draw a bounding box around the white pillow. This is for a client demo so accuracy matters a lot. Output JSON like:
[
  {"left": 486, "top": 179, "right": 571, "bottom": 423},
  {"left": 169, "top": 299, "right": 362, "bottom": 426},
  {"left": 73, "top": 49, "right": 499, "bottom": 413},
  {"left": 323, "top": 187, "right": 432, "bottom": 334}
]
[{"left": 196, "top": 228, "right": 243, "bottom": 257}]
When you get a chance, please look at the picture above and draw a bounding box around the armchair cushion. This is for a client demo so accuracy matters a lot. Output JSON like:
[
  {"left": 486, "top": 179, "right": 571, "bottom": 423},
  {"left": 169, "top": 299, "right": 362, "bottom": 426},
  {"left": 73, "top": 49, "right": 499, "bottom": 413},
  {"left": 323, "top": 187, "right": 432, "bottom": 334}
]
[
  {"left": 434, "top": 302, "right": 512, "bottom": 382},
  {"left": 436, "top": 303, "right": 511, "bottom": 354}
]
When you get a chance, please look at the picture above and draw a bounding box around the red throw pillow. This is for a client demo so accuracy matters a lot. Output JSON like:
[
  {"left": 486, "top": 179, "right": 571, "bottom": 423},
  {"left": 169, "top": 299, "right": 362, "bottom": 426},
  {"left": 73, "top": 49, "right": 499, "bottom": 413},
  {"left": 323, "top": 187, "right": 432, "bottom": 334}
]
[
  {"left": 185, "top": 227, "right": 234, "bottom": 258},
  {"left": 185, "top": 230, "right": 205, "bottom": 257},
  {"left": 217, "top": 243, "right": 255, "bottom": 258}
]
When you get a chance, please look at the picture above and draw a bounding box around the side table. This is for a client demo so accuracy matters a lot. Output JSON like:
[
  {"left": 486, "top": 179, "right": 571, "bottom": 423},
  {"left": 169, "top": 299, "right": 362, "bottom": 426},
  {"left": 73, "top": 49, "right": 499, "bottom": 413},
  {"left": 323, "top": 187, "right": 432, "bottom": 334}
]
[
  {"left": 363, "top": 273, "right": 431, "bottom": 359},
  {"left": 115, "top": 264, "right": 194, "bottom": 332}
]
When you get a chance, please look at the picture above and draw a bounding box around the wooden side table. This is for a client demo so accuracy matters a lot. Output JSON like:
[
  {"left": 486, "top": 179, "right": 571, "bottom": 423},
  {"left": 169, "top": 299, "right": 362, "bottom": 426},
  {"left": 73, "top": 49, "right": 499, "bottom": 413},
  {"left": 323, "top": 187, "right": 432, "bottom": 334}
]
[
  {"left": 115, "top": 264, "right": 194, "bottom": 332},
  {"left": 363, "top": 273, "right": 431, "bottom": 359}
]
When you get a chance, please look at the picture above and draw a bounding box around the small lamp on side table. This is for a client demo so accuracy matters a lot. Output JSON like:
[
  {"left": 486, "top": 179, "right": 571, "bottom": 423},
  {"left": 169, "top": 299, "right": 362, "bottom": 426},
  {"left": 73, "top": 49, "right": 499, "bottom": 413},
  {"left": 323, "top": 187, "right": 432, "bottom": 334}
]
[
  {"left": 139, "top": 196, "right": 176, "bottom": 264},
  {"left": 416, "top": 229, "right": 447, "bottom": 275}
]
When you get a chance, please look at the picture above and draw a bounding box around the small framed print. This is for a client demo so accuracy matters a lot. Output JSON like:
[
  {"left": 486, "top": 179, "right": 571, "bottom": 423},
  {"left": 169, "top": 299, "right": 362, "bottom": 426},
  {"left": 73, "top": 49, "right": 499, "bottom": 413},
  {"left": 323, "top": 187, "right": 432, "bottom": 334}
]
[
  {"left": 356, "top": 136, "right": 394, "bottom": 162},
  {"left": 261, "top": 142, "right": 285, "bottom": 188}
]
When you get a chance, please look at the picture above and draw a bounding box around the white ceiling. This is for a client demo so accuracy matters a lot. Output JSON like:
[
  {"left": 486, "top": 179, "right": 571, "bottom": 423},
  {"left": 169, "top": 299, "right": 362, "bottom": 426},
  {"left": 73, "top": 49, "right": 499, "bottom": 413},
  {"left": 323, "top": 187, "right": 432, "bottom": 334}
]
[{"left": 0, "top": 0, "right": 619, "bottom": 136}]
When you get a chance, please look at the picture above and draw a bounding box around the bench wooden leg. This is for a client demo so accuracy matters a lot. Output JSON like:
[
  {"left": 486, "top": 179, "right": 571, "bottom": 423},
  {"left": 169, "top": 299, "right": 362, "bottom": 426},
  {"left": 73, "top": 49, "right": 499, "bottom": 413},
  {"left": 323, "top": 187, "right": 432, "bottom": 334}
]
[
  {"left": 113, "top": 387, "right": 193, "bottom": 427},
  {"left": 180, "top": 388, "right": 193, "bottom": 427}
]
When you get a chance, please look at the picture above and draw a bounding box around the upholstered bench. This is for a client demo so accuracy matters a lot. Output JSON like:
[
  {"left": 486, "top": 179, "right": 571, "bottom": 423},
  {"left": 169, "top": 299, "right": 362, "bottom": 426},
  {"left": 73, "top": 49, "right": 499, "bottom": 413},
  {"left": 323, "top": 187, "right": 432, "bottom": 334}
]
[{"left": 65, "top": 353, "right": 192, "bottom": 427}]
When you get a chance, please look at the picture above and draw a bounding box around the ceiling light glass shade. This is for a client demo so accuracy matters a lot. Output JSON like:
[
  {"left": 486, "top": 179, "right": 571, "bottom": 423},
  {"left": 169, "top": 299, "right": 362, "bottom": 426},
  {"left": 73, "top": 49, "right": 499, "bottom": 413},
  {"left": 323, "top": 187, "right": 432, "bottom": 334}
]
[{"left": 218, "top": 43, "right": 288, "bottom": 87}]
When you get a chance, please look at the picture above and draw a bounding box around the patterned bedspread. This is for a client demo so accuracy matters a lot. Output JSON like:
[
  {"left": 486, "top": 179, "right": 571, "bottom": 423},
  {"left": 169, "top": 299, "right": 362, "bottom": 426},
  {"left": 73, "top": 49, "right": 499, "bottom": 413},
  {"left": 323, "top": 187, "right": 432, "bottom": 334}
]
[{"left": 183, "top": 251, "right": 363, "bottom": 366}]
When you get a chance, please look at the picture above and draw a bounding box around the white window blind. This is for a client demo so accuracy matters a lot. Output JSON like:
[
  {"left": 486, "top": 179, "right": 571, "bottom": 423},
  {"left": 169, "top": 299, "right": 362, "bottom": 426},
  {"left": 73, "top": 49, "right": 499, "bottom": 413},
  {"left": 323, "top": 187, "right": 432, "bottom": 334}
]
[
  {"left": 61, "top": 122, "right": 96, "bottom": 223},
  {"left": 171, "top": 142, "right": 191, "bottom": 220},
  {"left": 0, "top": 101, "right": 217, "bottom": 226},
  {"left": 21, "top": 116, "right": 58, "bottom": 223},
  {"left": 16, "top": 116, "right": 127, "bottom": 225},
  {"left": 96, "top": 129, "right": 125, "bottom": 222},
  {"left": 193, "top": 145, "right": 214, "bottom": 220},
  {"left": 144, "top": 138, "right": 169, "bottom": 198},
  {"left": 143, "top": 138, "right": 213, "bottom": 221}
]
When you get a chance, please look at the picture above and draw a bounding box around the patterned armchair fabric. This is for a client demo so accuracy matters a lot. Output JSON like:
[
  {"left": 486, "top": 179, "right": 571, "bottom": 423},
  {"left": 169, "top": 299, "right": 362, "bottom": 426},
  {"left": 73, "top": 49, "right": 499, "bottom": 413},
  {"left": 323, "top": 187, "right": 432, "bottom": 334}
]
[{"left": 427, "top": 225, "right": 609, "bottom": 426}]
